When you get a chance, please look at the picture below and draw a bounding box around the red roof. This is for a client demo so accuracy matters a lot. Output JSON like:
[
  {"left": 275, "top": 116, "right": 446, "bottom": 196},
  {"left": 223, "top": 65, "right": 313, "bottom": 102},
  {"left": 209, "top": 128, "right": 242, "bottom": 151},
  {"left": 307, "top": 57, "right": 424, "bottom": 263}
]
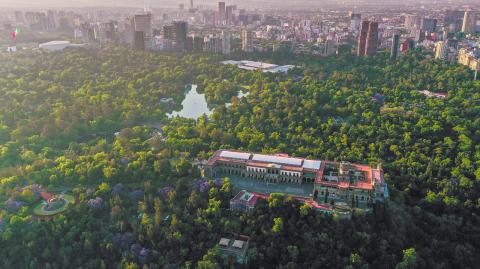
[
  {"left": 231, "top": 190, "right": 269, "bottom": 206},
  {"left": 246, "top": 161, "right": 275, "bottom": 168},
  {"left": 315, "top": 161, "right": 376, "bottom": 190},
  {"left": 40, "top": 192, "right": 54, "bottom": 201},
  {"left": 281, "top": 165, "right": 304, "bottom": 172}
]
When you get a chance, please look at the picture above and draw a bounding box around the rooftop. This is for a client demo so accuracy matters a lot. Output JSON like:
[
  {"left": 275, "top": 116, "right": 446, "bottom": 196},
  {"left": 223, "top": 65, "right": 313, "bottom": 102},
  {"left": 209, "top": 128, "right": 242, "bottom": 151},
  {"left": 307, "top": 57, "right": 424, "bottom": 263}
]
[
  {"left": 208, "top": 150, "right": 322, "bottom": 172},
  {"left": 221, "top": 60, "right": 297, "bottom": 73},
  {"left": 207, "top": 150, "right": 384, "bottom": 191},
  {"left": 218, "top": 234, "right": 250, "bottom": 260},
  {"left": 231, "top": 190, "right": 268, "bottom": 206}
]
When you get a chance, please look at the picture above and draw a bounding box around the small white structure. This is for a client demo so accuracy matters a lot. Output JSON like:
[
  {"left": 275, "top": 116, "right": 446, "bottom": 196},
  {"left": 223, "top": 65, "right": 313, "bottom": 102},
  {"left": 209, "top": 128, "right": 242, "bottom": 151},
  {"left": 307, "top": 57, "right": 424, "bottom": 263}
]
[
  {"left": 39, "top": 41, "right": 84, "bottom": 52},
  {"left": 222, "top": 60, "right": 297, "bottom": 73}
]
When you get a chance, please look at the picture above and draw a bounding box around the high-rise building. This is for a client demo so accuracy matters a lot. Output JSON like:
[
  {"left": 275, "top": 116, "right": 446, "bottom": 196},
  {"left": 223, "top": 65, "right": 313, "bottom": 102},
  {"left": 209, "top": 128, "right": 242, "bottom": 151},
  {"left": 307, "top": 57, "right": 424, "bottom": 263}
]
[
  {"left": 462, "top": 11, "right": 477, "bottom": 34},
  {"left": 357, "top": 20, "right": 369, "bottom": 56},
  {"left": 46, "top": 10, "right": 57, "bottom": 31},
  {"left": 124, "top": 16, "right": 135, "bottom": 46},
  {"left": 204, "top": 34, "right": 222, "bottom": 53},
  {"left": 407, "top": 39, "right": 415, "bottom": 51},
  {"left": 163, "top": 25, "right": 173, "bottom": 39},
  {"left": 25, "top": 12, "right": 48, "bottom": 31},
  {"left": 226, "top": 5, "right": 235, "bottom": 24},
  {"left": 242, "top": 29, "right": 253, "bottom": 52},
  {"left": 412, "top": 29, "right": 425, "bottom": 43},
  {"left": 420, "top": 18, "right": 437, "bottom": 32},
  {"left": 14, "top": 11, "right": 24, "bottom": 23},
  {"left": 221, "top": 31, "right": 231, "bottom": 54},
  {"left": 404, "top": 14, "right": 420, "bottom": 30},
  {"left": 365, "top": 21, "right": 379, "bottom": 56},
  {"left": 134, "top": 31, "right": 145, "bottom": 51},
  {"left": 193, "top": 36, "right": 204, "bottom": 52},
  {"left": 218, "top": 2, "right": 226, "bottom": 24},
  {"left": 134, "top": 13, "right": 152, "bottom": 49},
  {"left": 95, "top": 21, "right": 116, "bottom": 44},
  {"left": 173, "top": 21, "right": 188, "bottom": 51},
  {"left": 76, "top": 22, "right": 96, "bottom": 43},
  {"left": 444, "top": 10, "right": 465, "bottom": 32},
  {"left": 350, "top": 13, "right": 361, "bottom": 32},
  {"left": 458, "top": 48, "right": 480, "bottom": 72},
  {"left": 434, "top": 41, "right": 448, "bottom": 60},
  {"left": 323, "top": 39, "right": 336, "bottom": 56},
  {"left": 391, "top": 34, "right": 400, "bottom": 59}
]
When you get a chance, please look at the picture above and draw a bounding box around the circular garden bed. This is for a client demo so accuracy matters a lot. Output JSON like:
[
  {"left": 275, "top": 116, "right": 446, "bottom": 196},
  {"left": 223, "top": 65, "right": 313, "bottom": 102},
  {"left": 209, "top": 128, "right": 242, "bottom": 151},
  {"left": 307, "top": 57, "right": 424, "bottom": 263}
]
[{"left": 33, "top": 194, "right": 75, "bottom": 216}]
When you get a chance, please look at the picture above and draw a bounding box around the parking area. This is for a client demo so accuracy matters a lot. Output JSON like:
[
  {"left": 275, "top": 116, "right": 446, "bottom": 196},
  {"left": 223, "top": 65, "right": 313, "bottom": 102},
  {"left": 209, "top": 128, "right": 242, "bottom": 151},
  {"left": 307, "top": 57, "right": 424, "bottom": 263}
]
[{"left": 227, "top": 176, "right": 314, "bottom": 198}]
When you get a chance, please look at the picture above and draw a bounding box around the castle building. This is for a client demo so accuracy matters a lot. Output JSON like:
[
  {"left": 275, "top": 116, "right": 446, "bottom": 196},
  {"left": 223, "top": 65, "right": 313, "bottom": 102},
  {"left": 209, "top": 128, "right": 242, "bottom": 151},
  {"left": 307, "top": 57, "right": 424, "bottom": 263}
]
[{"left": 205, "top": 150, "right": 389, "bottom": 207}]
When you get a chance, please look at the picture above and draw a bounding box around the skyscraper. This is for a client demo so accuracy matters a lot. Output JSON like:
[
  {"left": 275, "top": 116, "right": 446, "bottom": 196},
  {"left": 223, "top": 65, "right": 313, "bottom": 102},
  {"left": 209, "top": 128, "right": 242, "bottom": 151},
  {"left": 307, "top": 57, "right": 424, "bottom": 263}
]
[
  {"left": 357, "top": 21, "right": 369, "bottom": 56},
  {"left": 323, "top": 39, "right": 336, "bottom": 56},
  {"left": 218, "top": 2, "right": 226, "bottom": 24},
  {"left": 420, "top": 18, "right": 437, "bottom": 32},
  {"left": 358, "top": 21, "right": 378, "bottom": 56},
  {"left": 444, "top": 10, "right": 465, "bottom": 32},
  {"left": 173, "top": 21, "right": 188, "bottom": 51},
  {"left": 46, "top": 10, "right": 57, "bottom": 31},
  {"left": 221, "top": 31, "right": 231, "bottom": 54},
  {"left": 350, "top": 13, "right": 361, "bottom": 32},
  {"left": 242, "top": 30, "right": 253, "bottom": 52},
  {"left": 14, "top": 11, "right": 24, "bottom": 24},
  {"left": 404, "top": 14, "right": 420, "bottom": 30},
  {"left": 134, "top": 31, "right": 145, "bottom": 51},
  {"left": 407, "top": 39, "right": 415, "bottom": 51},
  {"left": 391, "top": 34, "right": 400, "bottom": 59},
  {"left": 193, "top": 35, "right": 204, "bottom": 52},
  {"left": 124, "top": 16, "right": 135, "bottom": 46},
  {"left": 365, "top": 21, "right": 379, "bottom": 56},
  {"left": 163, "top": 25, "right": 173, "bottom": 39},
  {"left": 134, "top": 13, "right": 152, "bottom": 49},
  {"left": 434, "top": 41, "right": 448, "bottom": 60},
  {"left": 226, "top": 5, "right": 235, "bottom": 24},
  {"left": 462, "top": 11, "right": 477, "bottom": 34}
]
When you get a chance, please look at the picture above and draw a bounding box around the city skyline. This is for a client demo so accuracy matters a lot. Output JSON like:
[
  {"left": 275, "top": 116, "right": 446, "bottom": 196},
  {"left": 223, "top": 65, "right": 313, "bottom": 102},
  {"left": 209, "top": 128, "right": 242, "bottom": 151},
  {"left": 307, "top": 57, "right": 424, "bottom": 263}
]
[{"left": 1, "top": 0, "right": 479, "bottom": 9}]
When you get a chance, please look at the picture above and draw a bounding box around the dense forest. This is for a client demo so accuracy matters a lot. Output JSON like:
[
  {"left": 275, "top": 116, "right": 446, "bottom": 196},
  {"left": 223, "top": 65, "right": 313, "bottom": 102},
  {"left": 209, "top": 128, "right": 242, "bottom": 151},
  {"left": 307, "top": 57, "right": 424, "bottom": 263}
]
[{"left": 0, "top": 46, "right": 479, "bottom": 268}]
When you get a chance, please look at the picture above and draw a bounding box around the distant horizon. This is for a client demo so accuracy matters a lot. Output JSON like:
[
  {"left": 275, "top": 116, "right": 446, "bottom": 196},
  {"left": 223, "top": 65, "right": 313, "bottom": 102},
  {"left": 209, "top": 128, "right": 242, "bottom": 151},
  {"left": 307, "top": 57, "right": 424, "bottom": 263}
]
[{"left": 0, "top": 0, "right": 479, "bottom": 10}]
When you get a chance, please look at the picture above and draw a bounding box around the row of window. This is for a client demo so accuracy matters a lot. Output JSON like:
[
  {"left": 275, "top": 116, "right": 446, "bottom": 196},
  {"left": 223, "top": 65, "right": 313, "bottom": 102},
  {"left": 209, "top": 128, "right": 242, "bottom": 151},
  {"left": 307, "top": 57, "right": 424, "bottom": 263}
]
[{"left": 319, "top": 191, "right": 371, "bottom": 201}]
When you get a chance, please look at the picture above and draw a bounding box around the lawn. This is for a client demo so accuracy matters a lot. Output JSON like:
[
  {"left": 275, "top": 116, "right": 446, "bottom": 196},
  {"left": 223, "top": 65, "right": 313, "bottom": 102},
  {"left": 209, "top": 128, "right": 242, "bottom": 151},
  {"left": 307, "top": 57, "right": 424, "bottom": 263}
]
[{"left": 32, "top": 194, "right": 75, "bottom": 216}]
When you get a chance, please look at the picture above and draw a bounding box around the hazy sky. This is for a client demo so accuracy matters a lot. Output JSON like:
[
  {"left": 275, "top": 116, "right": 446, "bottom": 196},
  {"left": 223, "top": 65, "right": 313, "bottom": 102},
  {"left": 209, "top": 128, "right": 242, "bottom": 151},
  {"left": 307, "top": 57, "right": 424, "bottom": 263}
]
[{"left": 0, "top": 0, "right": 477, "bottom": 9}]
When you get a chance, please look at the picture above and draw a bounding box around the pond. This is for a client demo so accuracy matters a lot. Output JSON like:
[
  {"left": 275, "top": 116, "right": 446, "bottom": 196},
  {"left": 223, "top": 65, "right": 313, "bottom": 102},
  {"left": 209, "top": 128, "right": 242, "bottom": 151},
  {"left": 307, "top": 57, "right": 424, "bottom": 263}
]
[
  {"left": 168, "top": 84, "right": 249, "bottom": 120},
  {"left": 168, "top": 85, "right": 212, "bottom": 119}
]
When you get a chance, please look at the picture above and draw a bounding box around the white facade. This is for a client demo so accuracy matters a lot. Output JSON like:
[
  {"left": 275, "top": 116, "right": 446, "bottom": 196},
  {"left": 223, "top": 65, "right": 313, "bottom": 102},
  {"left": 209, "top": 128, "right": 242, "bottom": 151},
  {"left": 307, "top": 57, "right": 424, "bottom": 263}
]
[{"left": 39, "top": 41, "right": 84, "bottom": 51}]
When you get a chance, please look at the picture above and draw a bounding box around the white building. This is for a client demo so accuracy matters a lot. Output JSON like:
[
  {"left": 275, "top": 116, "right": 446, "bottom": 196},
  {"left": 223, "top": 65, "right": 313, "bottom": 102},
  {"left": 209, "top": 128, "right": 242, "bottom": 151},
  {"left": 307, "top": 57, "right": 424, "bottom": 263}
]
[
  {"left": 242, "top": 30, "right": 253, "bottom": 52},
  {"left": 462, "top": 11, "right": 477, "bottom": 34},
  {"left": 39, "top": 41, "right": 84, "bottom": 51},
  {"left": 434, "top": 41, "right": 448, "bottom": 60}
]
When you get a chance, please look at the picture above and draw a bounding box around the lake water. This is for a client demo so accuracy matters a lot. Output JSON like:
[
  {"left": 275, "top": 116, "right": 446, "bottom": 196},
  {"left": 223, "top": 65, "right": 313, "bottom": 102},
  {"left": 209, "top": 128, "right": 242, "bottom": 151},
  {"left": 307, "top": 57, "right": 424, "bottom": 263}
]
[
  {"left": 168, "top": 84, "right": 249, "bottom": 120},
  {"left": 168, "top": 85, "right": 212, "bottom": 119}
]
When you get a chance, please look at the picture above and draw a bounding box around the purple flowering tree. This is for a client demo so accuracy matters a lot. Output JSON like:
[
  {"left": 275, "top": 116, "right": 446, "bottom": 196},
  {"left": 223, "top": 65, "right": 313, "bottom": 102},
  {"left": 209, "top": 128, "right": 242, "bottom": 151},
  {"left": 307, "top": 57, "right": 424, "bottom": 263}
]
[
  {"left": 4, "top": 198, "right": 23, "bottom": 212},
  {"left": 130, "top": 243, "right": 141, "bottom": 254},
  {"left": 112, "top": 183, "right": 124, "bottom": 196},
  {"left": 112, "top": 232, "right": 134, "bottom": 250},
  {"left": 193, "top": 179, "right": 210, "bottom": 192},
  {"left": 128, "top": 189, "right": 144, "bottom": 201},
  {"left": 158, "top": 186, "right": 174, "bottom": 196},
  {"left": 138, "top": 247, "right": 150, "bottom": 264},
  {"left": 87, "top": 197, "right": 103, "bottom": 209}
]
